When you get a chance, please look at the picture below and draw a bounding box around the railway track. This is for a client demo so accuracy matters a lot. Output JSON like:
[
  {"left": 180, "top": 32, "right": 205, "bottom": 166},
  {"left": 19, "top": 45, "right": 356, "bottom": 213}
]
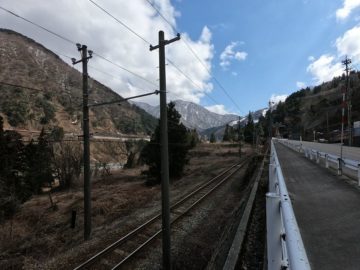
[{"left": 74, "top": 160, "right": 248, "bottom": 270}]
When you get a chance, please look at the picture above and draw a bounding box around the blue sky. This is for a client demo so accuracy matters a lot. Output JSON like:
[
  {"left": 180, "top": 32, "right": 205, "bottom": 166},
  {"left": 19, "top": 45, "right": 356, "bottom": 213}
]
[
  {"left": 1, "top": 0, "right": 360, "bottom": 116},
  {"left": 172, "top": 0, "right": 360, "bottom": 114}
]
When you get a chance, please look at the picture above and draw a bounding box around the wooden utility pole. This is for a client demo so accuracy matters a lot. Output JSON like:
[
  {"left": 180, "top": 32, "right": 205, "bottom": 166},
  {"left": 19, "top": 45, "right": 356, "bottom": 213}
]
[
  {"left": 342, "top": 56, "right": 352, "bottom": 146},
  {"left": 341, "top": 85, "right": 346, "bottom": 145},
  {"left": 150, "top": 31, "right": 180, "bottom": 269},
  {"left": 238, "top": 116, "right": 242, "bottom": 157},
  {"left": 326, "top": 111, "right": 329, "bottom": 140},
  {"left": 72, "top": 44, "right": 93, "bottom": 240}
]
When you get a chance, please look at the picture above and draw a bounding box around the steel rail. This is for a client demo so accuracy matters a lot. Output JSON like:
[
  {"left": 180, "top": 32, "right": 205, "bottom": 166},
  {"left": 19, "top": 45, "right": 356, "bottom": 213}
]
[
  {"left": 111, "top": 161, "right": 244, "bottom": 269},
  {"left": 74, "top": 161, "right": 246, "bottom": 270}
]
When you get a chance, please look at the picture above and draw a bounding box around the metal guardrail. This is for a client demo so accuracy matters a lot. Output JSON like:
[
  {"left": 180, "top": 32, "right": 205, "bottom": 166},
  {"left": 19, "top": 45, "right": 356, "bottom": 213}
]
[
  {"left": 267, "top": 139, "right": 311, "bottom": 270},
  {"left": 279, "top": 139, "right": 360, "bottom": 186}
]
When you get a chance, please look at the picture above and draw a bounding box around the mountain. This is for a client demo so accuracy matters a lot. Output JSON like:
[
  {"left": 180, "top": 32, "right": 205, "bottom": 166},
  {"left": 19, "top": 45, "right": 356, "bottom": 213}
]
[
  {"left": 134, "top": 101, "right": 159, "bottom": 119},
  {"left": 200, "top": 108, "right": 267, "bottom": 140},
  {"left": 269, "top": 72, "right": 360, "bottom": 143},
  {"left": 0, "top": 29, "right": 157, "bottom": 135},
  {"left": 134, "top": 100, "right": 239, "bottom": 131}
]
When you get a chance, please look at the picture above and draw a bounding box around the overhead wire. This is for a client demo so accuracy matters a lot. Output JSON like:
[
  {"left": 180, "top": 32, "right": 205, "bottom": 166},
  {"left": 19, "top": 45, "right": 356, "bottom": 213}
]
[
  {"left": 166, "top": 59, "right": 219, "bottom": 105},
  {"left": 0, "top": 3, "right": 239, "bottom": 130},
  {"left": 145, "top": 0, "right": 244, "bottom": 114},
  {"left": 0, "top": 6, "right": 76, "bottom": 45},
  {"left": 87, "top": 0, "right": 223, "bottom": 108},
  {"left": 92, "top": 52, "right": 158, "bottom": 87},
  {"left": 52, "top": 50, "right": 158, "bottom": 102},
  {"left": 0, "top": 81, "right": 99, "bottom": 106},
  {"left": 88, "top": 0, "right": 150, "bottom": 45},
  {"left": 0, "top": 5, "right": 158, "bottom": 96}
]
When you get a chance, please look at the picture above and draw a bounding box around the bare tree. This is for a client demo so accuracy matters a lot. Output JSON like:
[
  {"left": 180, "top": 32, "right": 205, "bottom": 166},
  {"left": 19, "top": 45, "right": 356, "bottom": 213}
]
[{"left": 52, "top": 142, "right": 83, "bottom": 189}]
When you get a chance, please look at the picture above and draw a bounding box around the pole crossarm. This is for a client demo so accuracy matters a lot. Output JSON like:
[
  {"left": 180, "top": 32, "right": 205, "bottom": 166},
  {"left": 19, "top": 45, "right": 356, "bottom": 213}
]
[
  {"left": 149, "top": 33, "right": 180, "bottom": 51},
  {"left": 88, "top": 90, "right": 159, "bottom": 107}
]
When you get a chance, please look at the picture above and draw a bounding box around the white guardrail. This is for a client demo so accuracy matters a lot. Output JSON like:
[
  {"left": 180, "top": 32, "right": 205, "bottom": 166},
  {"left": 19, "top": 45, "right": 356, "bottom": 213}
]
[
  {"left": 267, "top": 139, "right": 311, "bottom": 270},
  {"left": 279, "top": 139, "right": 360, "bottom": 185}
]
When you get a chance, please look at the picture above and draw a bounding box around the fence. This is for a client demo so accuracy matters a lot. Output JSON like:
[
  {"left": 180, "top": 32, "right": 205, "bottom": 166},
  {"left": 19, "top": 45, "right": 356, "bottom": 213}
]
[
  {"left": 267, "top": 139, "right": 311, "bottom": 270},
  {"left": 279, "top": 139, "right": 360, "bottom": 186}
]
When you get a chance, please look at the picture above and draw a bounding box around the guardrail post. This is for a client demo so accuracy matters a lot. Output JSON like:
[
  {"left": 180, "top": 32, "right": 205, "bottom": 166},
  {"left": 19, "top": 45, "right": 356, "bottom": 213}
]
[
  {"left": 316, "top": 152, "right": 320, "bottom": 164},
  {"left": 269, "top": 163, "right": 277, "bottom": 193},
  {"left": 325, "top": 154, "right": 329, "bottom": 168},
  {"left": 266, "top": 192, "right": 282, "bottom": 270},
  {"left": 337, "top": 158, "right": 342, "bottom": 175}
]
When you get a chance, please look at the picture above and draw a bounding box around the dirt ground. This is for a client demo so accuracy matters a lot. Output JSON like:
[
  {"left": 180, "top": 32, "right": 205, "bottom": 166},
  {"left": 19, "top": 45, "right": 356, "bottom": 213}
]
[{"left": 0, "top": 142, "right": 257, "bottom": 269}]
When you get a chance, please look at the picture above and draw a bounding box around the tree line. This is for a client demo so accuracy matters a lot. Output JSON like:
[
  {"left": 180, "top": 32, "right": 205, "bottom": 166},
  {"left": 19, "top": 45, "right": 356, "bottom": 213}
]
[
  {"left": 0, "top": 102, "right": 199, "bottom": 221},
  {"left": 0, "top": 117, "right": 82, "bottom": 222},
  {"left": 209, "top": 112, "right": 265, "bottom": 144}
]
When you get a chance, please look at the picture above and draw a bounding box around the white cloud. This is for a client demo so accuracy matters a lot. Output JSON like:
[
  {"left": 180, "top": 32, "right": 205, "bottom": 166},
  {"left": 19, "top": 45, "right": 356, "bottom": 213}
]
[
  {"left": 308, "top": 56, "right": 315, "bottom": 61},
  {"left": 234, "top": 51, "right": 247, "bottom": 61},
  {"left": 0, "top": 0, "right": 214, "bottom": 106},
  {"left": 205, "top": 104, "right": 232, "bottom": 115},
  {"left": 306, "top": 54, "right": 343, "bottom": 84},
  {"left": 296, "top": 81, "right": 306, "bottom": 88},
  {"left": 306, "top": 25, "right": 360, "bottom": 84},
  {"left": 219, "top": 41, "right": 247, "bottom": 69},
  {"left": 270, "top": 94, "right": 288, "bottom": 104},
  {"left": 336, "top": 0, "right": 360, "bottom": 20},
  {"left": 336, "top": 25, "right": 360, "bottom": 63}
]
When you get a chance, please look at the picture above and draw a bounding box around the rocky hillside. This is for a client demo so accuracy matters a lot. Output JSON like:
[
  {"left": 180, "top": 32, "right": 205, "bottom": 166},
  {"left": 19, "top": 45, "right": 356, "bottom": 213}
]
[
  {"left": 135, "top": 100, "right": 239, "bottom": 131},
  {"left": 0, "top": 29, "right": 157, "bottom": 136},
  {"left": 270, "top": 71, "right": 360, "bottom": 142}
]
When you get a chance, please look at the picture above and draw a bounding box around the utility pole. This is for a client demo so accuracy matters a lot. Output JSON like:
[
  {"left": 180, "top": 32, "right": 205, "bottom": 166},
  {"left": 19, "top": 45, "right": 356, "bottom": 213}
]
[
  {"left": 238, "top": 116, "right": 241, "bottom": 157},
  {"left": 342, "top": 56, "right": 352, "bottom": 146},
  {"left": 326, "top": 111, "right": 329, "bottom": 140},
  {"left": 72, "top": 44, "right": 93, "bottom": 240},
  {"left": 341, "top": 85, "right": 346, "bottom": 146},
  {"left": 150, "top": 31, "right": 180, "bottom": 270}
]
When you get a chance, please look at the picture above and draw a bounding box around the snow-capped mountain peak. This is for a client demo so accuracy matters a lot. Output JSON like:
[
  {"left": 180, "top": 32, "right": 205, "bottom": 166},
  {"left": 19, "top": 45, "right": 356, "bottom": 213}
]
[{"left": 134, "top": 100, "right": 239, "bottom": 131}]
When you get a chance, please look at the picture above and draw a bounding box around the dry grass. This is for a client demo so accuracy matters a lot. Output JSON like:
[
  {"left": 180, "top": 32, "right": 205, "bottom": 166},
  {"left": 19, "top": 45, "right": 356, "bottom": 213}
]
[{"left": 0, "top": 142, "right": 250, "bottom": 269}]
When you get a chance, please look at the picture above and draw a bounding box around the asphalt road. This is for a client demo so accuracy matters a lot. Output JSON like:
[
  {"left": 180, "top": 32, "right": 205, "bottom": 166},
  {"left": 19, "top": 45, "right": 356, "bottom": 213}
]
[
  {"left": 285, "top": 139, "right": 360, "bottom": 161},
  {"left": 274, "top": 142, "right": 360, "bottom": 270}
]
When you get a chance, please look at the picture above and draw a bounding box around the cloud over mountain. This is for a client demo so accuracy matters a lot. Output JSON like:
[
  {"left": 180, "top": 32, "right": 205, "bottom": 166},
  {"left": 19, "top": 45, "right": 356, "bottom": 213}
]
[{"left": 0, "top": 0, "right": 214, "bottom": 106}]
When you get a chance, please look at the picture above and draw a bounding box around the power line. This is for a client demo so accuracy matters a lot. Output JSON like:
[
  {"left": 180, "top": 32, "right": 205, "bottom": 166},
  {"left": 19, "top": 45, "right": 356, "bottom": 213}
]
[
  {"left": 145, "top": 0, "right": 176, "bottom": 31},
  {"left": 0, "top": 81, "right": 43, "bottom": 92},
  {"left": 88, "top": 0, "right": 150, "bottom": 45},
  {"left": 0, "top": 5, "right": 156, "bottom": 93},
  {"left": 93, "top": 52, "right": 158, "bottom": 87},
  {"left": 145, "top": 0, "right": 243, "bottom": 114},
  {"left": 0, "top": 81, "right": 96, "bottom": 104},
  {"left": 0, "top": 6, "right": 76, "bottom": 45},
  {"left": 53, "top": 50, "right": 158, "bottom": 99},
  {"left": 87, "top": 0, "right": 223, "bottom": 108},
  {"left": 1, "top": 3, "right": 237, "bottom": 115},
  {"left": 166, "top": 59, "right": 219, "bottom": 105}
]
